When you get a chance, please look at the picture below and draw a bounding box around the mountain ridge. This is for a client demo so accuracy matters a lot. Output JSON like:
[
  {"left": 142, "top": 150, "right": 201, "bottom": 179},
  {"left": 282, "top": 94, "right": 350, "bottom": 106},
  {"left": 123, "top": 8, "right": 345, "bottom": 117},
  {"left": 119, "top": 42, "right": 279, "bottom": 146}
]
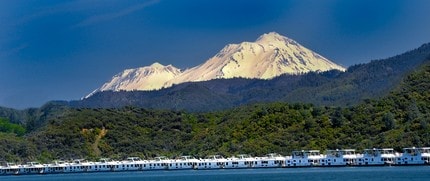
[
  {"left": 87, "top": 32, "right": 345, "bottom": 97},
  {"left": 74, "top": 42, "right": 430, "bottom": 112}
]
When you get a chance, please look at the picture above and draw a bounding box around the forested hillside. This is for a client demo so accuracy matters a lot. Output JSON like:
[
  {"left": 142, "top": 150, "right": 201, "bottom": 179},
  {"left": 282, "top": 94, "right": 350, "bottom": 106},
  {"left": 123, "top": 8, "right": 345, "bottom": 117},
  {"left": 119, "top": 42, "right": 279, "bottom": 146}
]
[
  {"left": 0, "top": 101, "right": 70, "bottom": 131},
  {"left": 1, "top": 58, "right": 429, "bottom": 163}
]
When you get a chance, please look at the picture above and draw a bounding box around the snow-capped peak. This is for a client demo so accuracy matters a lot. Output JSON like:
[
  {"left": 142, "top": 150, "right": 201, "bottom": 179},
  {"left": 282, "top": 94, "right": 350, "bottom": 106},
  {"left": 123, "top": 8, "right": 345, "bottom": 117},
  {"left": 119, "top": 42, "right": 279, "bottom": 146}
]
[
  {"left": 85, "top": 32, "right": 345, "bottom": 98},
  {"left": 84, "top": 62, "right": 181, "bottom": 98},
  {"left": 256, "top": 32, "right": 289, "bottom": 43},
  {"left": 149, "top": 62, "right": 165, "bottom": 68},
  {"left": 164, "top": 32, "right": 345, "bottom": 86}
]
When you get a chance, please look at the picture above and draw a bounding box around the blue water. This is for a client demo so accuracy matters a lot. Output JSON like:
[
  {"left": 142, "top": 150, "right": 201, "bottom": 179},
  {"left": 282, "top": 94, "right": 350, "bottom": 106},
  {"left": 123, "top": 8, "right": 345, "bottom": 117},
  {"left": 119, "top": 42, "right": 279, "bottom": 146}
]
[{"left": 3, "top": 166, "right": 430, "bottom": 181}]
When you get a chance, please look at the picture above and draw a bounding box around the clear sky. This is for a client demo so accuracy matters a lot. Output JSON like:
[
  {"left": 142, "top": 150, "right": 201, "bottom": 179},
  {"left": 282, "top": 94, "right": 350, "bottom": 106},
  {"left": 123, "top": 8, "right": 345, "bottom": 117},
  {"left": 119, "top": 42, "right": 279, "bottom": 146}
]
[{"left": 1, "top": 0, "right": 430, "bottom": 109}]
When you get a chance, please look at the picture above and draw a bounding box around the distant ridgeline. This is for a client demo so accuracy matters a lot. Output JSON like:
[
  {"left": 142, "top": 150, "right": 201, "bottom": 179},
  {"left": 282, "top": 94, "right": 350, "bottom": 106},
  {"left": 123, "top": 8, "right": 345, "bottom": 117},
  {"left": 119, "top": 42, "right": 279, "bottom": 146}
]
[
  {"left": 71, "top": 43, "right": 430, "bottom": 112},
  {"left": 0, "top": 43, "right": 429, "bottom": 162}
]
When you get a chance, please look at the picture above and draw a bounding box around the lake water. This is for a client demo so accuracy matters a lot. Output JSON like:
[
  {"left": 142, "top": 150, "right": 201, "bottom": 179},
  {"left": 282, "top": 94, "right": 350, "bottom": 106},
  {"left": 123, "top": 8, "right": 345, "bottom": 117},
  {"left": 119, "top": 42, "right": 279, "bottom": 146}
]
[{"left": 2, "top": 166, "right": 430, "bottom": 181}]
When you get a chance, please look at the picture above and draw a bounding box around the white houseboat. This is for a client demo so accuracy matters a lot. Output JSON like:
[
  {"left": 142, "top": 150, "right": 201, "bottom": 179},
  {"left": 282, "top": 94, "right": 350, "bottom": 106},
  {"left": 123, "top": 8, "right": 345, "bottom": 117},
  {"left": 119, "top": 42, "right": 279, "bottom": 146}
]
[
  {"left": 225, "top": 154, "right": 256, "bottom": 169},
  {"left": 380, "top": 148, "right": 398, "bottom": 165},
  {"left": 20, "top": 162, "right": 44, "bottom": 174},
  {"left": 287, "top": 150, "right": 322, "bottom": 167},
  {"left": 358, "top": 148, "right": 384, "bottom": 166},
  {"left": 420, "top": 147, "right": 430, "bottom": 164},
  {"left": 254, "top": 153, "right": 285, "bottom": 168},
  {"left": 341, "top": 149, "right": 359, "bottom": 166},
  {"left": 321, "top": 150, "right": 342, "bottom": 166},
  {"left": 396, "top": 147, "right": 424, "bottom": 165},
  {"left": 43, "top": 160, "right": 68, "bottom": 173},
  {"left": 93, "top": 158, "right": 119, "bottom": 172},
  {"left": 197, "top": 155, "right": 226, "bottom": 169},
  {"left": 147, "top": 156, "right": 170, "bottom": 170},
  {"left": 1, "top": 163, "right": 20, "bottom": 175},
  {"left": 168, "top": 156, "right": 199, "bottom": 170}
]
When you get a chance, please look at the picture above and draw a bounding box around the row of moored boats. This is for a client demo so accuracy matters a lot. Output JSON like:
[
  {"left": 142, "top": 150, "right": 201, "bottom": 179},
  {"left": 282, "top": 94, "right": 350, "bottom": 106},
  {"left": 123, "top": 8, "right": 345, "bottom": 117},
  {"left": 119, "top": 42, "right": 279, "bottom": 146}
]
[{"left": 2, "top": 147, "right": 430, "bottom": 176}]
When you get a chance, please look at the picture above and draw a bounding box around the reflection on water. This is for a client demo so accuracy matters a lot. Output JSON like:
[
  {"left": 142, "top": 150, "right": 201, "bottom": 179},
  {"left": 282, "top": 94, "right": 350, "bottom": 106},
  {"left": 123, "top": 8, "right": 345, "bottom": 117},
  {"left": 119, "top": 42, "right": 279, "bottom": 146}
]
[{"left": 2, "top": 166, "right": 430, "bottom": 181}]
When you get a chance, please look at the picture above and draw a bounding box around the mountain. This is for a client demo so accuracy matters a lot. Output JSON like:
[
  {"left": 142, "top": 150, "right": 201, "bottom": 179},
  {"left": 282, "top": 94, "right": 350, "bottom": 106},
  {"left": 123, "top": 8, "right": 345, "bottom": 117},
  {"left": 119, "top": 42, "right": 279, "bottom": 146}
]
[
  {"left": 73, "top": 43, "right": 430, "bottom": 112},
  {"left": 86, "top": 62, "right": 181, "bottom": 98},
  {"left": 165, "top": 32, "right": 345, "bottom": 86},
  {"left": 88, "top": 32, "right": 345, "bottom": 97}
]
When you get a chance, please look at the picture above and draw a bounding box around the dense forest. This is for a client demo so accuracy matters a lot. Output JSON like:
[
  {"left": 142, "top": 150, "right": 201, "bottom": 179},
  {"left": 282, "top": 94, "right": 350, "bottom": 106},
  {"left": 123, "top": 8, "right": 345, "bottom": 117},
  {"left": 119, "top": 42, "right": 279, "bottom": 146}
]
[{"left": 0, "top": 58, "right": 429, "bottom": 163}]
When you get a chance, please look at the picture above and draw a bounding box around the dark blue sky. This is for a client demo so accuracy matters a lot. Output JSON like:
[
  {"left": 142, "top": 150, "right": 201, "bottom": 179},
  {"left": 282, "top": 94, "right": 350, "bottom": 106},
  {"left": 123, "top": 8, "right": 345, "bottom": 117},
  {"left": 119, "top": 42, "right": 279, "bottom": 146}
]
[{"left": 1, "top": 0, "right": 430, "bottom": 109}]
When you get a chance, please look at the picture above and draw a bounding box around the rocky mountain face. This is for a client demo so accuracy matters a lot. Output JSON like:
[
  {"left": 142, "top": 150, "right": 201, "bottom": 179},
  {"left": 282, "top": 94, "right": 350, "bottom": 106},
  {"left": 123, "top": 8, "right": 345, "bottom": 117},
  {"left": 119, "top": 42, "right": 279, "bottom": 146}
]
[{"left": 87, "top": 32, "right": 345, "bottom": 97}]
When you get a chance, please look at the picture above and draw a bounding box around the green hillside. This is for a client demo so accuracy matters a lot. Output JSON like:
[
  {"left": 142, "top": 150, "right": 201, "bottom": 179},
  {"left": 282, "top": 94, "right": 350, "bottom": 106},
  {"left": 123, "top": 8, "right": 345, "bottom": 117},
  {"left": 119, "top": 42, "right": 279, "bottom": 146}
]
[{"left": 1, "top": 58, "right": 429, "bottom": 163}]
